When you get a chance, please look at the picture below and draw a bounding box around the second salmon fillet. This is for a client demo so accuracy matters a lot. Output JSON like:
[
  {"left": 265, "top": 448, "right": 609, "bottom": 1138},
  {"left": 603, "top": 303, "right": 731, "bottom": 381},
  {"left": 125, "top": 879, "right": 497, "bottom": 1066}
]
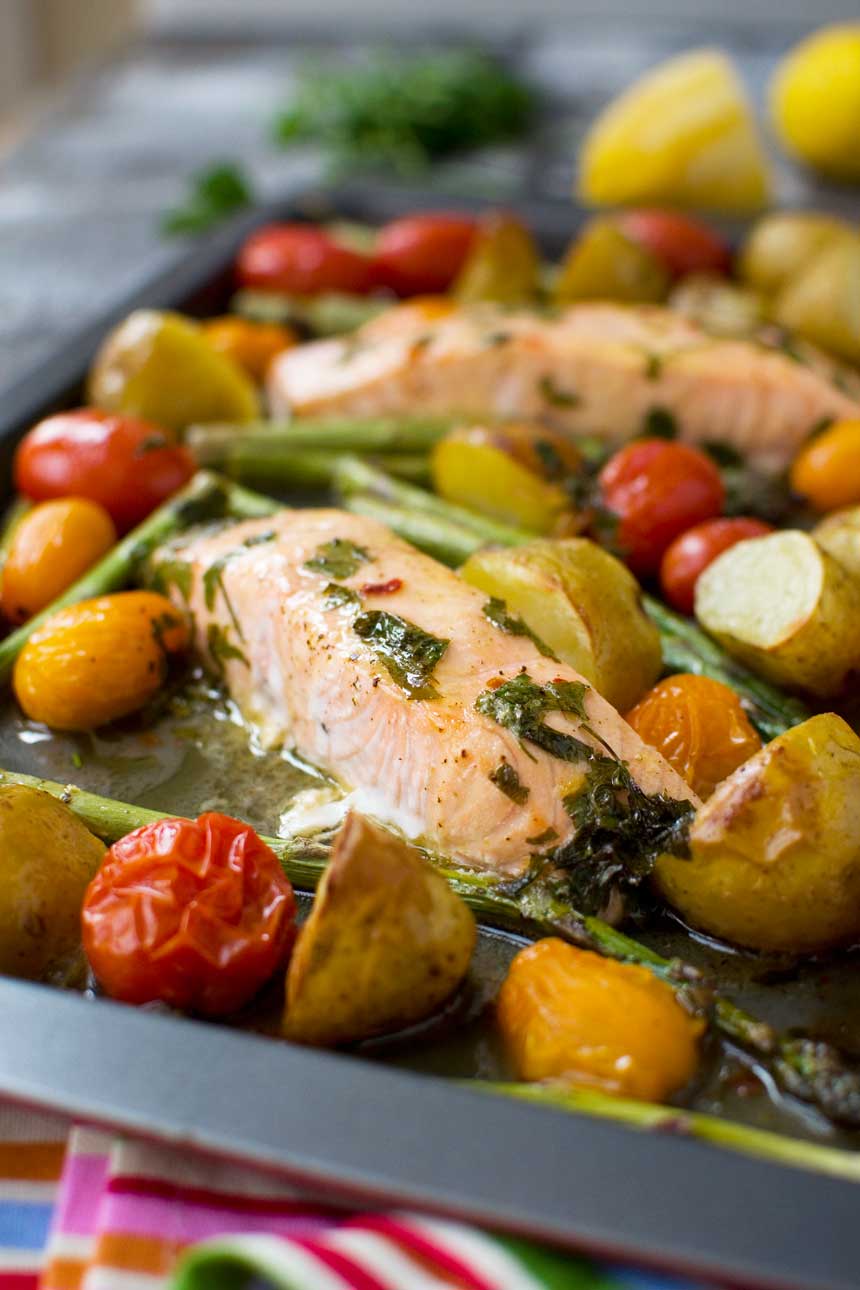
[{"left": 267, "top": 301, "right": 860, "bottom": 472}]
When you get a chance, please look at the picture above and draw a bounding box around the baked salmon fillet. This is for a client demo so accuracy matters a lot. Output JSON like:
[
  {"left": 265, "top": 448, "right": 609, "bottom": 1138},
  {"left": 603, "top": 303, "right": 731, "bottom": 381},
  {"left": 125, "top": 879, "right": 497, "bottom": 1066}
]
[
  {"left": 267, "top": 302, "right": 860, "bottom": 472},
  {"left": 151, "top": 508, "right": 696, "bottom": 875}
]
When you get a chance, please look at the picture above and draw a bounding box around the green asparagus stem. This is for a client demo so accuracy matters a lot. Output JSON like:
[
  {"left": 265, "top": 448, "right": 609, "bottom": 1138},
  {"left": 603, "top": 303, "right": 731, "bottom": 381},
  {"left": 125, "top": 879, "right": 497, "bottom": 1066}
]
[
  {"left": 194, "top": 443, "right": 429, "bottom": 490},
  {"left": 187, "top": 416, "right": 453, "bottom": 461},
  {"left": 4, "top": 765, "right": 859, "bottom": 1128},
  {"left": 232, "top": 288, "right": 389, "bottom": 335},
  {"left": 335, "top": 455, "right": 533, "bottom": 546},
  {"left": 477, "top": 1083, "right": 860, "bottom": 1183},
  {"left": 335, "top": 460, "right": 810, "bottom": 740},
  {"left": 0, "top": 472, "right": 278, "bottom": 687}
]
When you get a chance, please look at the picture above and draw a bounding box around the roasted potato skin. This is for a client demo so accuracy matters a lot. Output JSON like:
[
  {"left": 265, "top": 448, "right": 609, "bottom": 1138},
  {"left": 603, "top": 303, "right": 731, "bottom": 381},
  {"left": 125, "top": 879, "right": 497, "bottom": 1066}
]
[
  {"left": 738, "top": 212, "right": 851, "bottom": 296},
  {"left": 814, "top": 506, "right": 860, "bottom": 580},
  {"left": 432, "top": 424, "right": 580, "bottom": 535},
  {"left": 655, "top": 714, "right": 860, "bottom": 954},
  {"left": 460, "top": 538, "right": 662, "bottom": 712},
  {"left": 695, "top": 530, "right": 860, "bottom": 697},
  {"left": 284, "top": 812, "right": 475, "bottom": 1046},
  {"left": 0, "top": 785, "right": 106, "bottom": 982}
]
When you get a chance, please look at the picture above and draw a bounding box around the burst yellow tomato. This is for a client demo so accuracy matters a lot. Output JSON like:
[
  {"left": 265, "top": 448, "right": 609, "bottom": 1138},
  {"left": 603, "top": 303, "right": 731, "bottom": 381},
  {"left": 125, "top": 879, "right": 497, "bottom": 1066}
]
[
  {"left": 497, "top": 939, "right": 702, "bottom": 1102},
  {"left": 13, "top": 591, "right": 188, "bottom": 731},
  {"left": 791, "top": 420, "right": 860, "bottom": 512},
  {"left": 1, "top": 498, "right": 117, "bottom": 624}
]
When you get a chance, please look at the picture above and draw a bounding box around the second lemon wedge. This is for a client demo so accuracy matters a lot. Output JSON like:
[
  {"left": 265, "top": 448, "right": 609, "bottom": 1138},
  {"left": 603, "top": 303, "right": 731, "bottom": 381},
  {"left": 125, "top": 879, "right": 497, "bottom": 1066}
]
[{"left": 578, "top": 49, "right": 771, "bottom": 214}]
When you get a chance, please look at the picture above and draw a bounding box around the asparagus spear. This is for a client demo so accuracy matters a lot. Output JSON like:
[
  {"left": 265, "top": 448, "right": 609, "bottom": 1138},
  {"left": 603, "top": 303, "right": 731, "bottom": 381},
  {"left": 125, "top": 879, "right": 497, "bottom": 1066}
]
[
  {"left": 187, "top": 415, "right": 454, "bottom": 461},
  {"left": 0, "top": 471, "right": 279, "bottom": 687},
  {"left": 334, "top": 458, "right": 810, "bottom": 740},
  {"left": 3, "top": 766, "right": 859, "bottom": 1128}
]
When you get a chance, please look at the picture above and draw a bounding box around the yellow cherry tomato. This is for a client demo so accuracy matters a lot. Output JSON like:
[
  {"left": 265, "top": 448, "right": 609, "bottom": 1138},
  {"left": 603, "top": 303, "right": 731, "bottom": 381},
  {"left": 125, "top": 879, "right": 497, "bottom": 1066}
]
[
  {"left": 790, "top": 420, "right": 860, "bottom": 512},
  {"left": 497, "top": 939, "right": 702, "bottom": 1102},
  {"left": 1, "top": 498, "right": 117, "bottom": 624},
  {"left": 14, "top": 591, "right": 188, "bottom": 731},
  {"left": 200, "top": 316, "right": 297, "bottom": 382}
]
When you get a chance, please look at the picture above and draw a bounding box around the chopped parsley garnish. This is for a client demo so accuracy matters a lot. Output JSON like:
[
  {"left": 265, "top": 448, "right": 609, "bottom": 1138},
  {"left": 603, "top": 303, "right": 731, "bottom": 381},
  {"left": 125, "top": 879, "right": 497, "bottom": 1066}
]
[
  {"left": 206, "top": 623, "right": 248, "bottom": 676},
  {"left": 489, "top": 760, "right": 529, "bottom": 805},
  {"left": 304, "top": 538, "right": 370, "bottom": 580},
  {"left": 476, "top": 671, "right": 694, "bottom": 913},
  {"left": 526, "top": 826, "right": 558, "bottom": 846},
  {"left": 702, "top": 440, "right": 743, "bottom": 468},
  {"left": 203, "top": 531, "right": 278, "bottom": 641},
  {"left": 475, "top": 672, "right": 592, "bottom": 763},
  {"left": 555, "top": 758, "right": 694, "bottom": 914},
  {"left": 353, "top": 610, "right": 448, "bottom": 700},
  {"left": 323, "top": 582, "right": 361, "bottom": 610},
  {"left": 641, "top": 406, "right": 678, "bottom": 439},
  {"left": 644, "top": 352, "right": 663, "bottom": 381},
  {"left": 482, "top": 597, "right": 558, "bottom": 661},
  {"left": 485, "top": 330, "right": 512, "bottom": 347},
  {"left": 539, "top": 374, "right": 580, "bottom": 408},
  {"left": 149, "top": 558, "right": 192, "bottom": 604},
  {"left": 533, "top": 438, "right": 566, "bottom": 479}
]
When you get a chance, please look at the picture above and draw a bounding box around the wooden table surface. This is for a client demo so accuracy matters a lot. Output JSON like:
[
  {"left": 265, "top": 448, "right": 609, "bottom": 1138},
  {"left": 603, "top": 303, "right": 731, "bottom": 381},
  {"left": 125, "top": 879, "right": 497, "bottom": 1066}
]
[{"left": 1, "top": 16, "right": 857, "bottom": 393}]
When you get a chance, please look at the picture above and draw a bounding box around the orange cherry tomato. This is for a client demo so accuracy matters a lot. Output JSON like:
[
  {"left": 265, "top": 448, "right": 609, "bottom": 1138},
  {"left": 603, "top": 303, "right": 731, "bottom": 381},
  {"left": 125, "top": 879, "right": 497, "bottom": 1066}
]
[
  {"left": 616, "top": 210, "right": 732, "bottom": 279},
  {"left": 599, "top": 439, "right": 725, "bottom": 575},
  {"left": 236, "top": 224, "right": 376, "bottom": 296},
  {"left": 1, "top": 498, "right": 117, "bottom": 624},
  {"left": 790, "top": 419, "right": 860, "bottom": 512},
  {"left": 660, "top": 516, "right": 774, "bottom": 615},
  {"left": 82, "top": 812, "right": 296, "bottom": 1016},
  {"left": 14, "top": 409, "right": 195, "bottom": 532},
  {"left": 373, "top": 213, "right": 477, "bottom": 295},
  {"left": 201, "top": 316, "right": 297, "bottom": 381},
  {"left": 13, "top": 591, "right": 188, "bottom": 732},
  {"left": 625, "top": 673, "right": 762, "bottom": 800},
  {"left": 497, "top": 939, "right": 702, "bottom": 1102}
]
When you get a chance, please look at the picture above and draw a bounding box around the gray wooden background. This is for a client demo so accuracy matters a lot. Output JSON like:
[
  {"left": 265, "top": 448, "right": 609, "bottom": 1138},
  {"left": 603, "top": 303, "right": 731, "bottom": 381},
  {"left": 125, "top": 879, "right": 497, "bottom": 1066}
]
[{"left": 1, "top": 13, "right": 859, "bottom": 393}]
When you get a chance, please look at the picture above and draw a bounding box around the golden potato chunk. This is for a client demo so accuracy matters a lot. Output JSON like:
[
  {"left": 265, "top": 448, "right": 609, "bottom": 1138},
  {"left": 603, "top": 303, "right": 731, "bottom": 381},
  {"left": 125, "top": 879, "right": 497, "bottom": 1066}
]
[
  {"left": 0, "top": 785, "right": 105, "bottom": 982},
  {"left": 655, "top": 714, "right": 860, "bottom": 953},
  {"left": 431, "top": 424, "right": 579, "bottom": 535},
  {"left": 772, "top": 234, "right": 860, "bottom": 366},
  {"left": 738, "top": 212, "right": 853, "bottom": 296},
  {"left": 460, "top": 538, "right": 662, "bottom": 712},
  {"left": 88, "top": 309, "right": 260, "bottom": 431},
  {"left": 284, "top": 812, "right": 475, "bottom": 1046},
  {"left": 694, "top": 529, "right": 860, "bottom": 697},
  {"left": 814, "top": 506, "right": 860, "bottom": 580},
  {"left": 554, "top": 220, "right": 669, "bottom": 305}
]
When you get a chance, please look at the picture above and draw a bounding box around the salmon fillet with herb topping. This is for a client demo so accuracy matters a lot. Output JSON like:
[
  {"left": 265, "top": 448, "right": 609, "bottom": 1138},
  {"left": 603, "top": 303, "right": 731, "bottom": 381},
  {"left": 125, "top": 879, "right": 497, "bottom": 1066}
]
[
  {"left": 150, "top": 508, "right": 697, "bottom": 886},
  {"left": 267, "top": 301, "right": 860, "bottom": 472}
]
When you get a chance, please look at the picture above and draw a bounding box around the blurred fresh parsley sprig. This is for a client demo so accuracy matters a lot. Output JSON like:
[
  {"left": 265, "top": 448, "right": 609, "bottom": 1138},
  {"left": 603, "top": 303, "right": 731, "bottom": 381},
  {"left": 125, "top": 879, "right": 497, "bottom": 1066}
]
[
  {"left": 163, "top": 49, "right": 537, "bottom": 236},
  {"left": 273, "top": 48, "right": 536, "bottom": 175}
]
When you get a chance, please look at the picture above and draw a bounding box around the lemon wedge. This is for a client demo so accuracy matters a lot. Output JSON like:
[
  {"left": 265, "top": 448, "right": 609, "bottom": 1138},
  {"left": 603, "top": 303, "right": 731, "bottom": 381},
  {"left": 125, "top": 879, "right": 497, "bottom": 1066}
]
[
  {"left": 578, "top": 49, "right": 771, "bottom": 214},
  {"left": 771, "top": 25, "right": 860, "bottom": 181}
]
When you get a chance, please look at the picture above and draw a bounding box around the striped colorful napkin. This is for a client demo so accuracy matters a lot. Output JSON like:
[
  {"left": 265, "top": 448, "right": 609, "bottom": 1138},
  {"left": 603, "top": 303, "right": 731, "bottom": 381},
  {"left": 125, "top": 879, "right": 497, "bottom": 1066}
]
[{"left": 0, "top": 1107, "right": 708, "bottom": 1290}]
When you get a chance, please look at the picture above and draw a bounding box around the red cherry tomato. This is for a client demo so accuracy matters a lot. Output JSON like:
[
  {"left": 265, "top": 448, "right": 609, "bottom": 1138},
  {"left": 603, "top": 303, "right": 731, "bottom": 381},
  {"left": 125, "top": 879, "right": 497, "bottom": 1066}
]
[
  {"left": 599, "top": 439, "right": 725, "bottom": 576},
  {"left": 236, "top": 223, "right": 376, "bottom": 296},
  {"left": 373, "top": 214, "right": 478, "bottom": 295},
  {"left": 616, "top": 210, "right": 732, "bottom": 279},
  {"left": 82, "top": 813, "right": 297, "bottom": 1017},
  {"left": 660, "top": 517, "right": 774, "bottom": 615},
  {"left": 14, "top": 409, "right": 195, "bottom": 533}
]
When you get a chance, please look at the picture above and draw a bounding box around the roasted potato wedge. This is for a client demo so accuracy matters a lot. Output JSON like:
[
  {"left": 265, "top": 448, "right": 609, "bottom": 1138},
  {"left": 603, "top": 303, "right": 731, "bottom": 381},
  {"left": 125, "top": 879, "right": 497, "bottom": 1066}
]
[
  {"left": 554, "top": 219, "right": 669, "bottom": 305},
  {"left": 88, "top": 309, "right": 260, "bottom": 431},
  {"left": 460, "top": 538, "right": 662, "bottom": 711},
  {"left": 0, "top": 785, "right": 105, "bottom": 982},
  {"left": 814, "top": 506, "right": 860, "bottom": 580},
  {"left": 738, "top": 212, "right": 853, "bottom": 296},
  {"left": 284, "top": 812, "right": 475, "bottom": 1046},
  {"left": 655, "top": 714, "right": 860, "bottom": 953},
  {"left": 771, "top": 234, "right": 860, "bottom": 366},
  {"left": 452, "top": 213, "right": 540, "bottom": 306},
  {"left": 431, "top": 424, "right": 580, "bottom": 535},
  {"left": 694, "top": 529, "right": 860, "bottom": 697}
]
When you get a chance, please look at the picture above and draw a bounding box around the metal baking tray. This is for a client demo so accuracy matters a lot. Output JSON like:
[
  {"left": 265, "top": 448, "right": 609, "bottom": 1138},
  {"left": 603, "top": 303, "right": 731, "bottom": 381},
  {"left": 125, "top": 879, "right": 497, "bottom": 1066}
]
[{"left": 0, "top": 181, "right": 855, "bottom": 1290}]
